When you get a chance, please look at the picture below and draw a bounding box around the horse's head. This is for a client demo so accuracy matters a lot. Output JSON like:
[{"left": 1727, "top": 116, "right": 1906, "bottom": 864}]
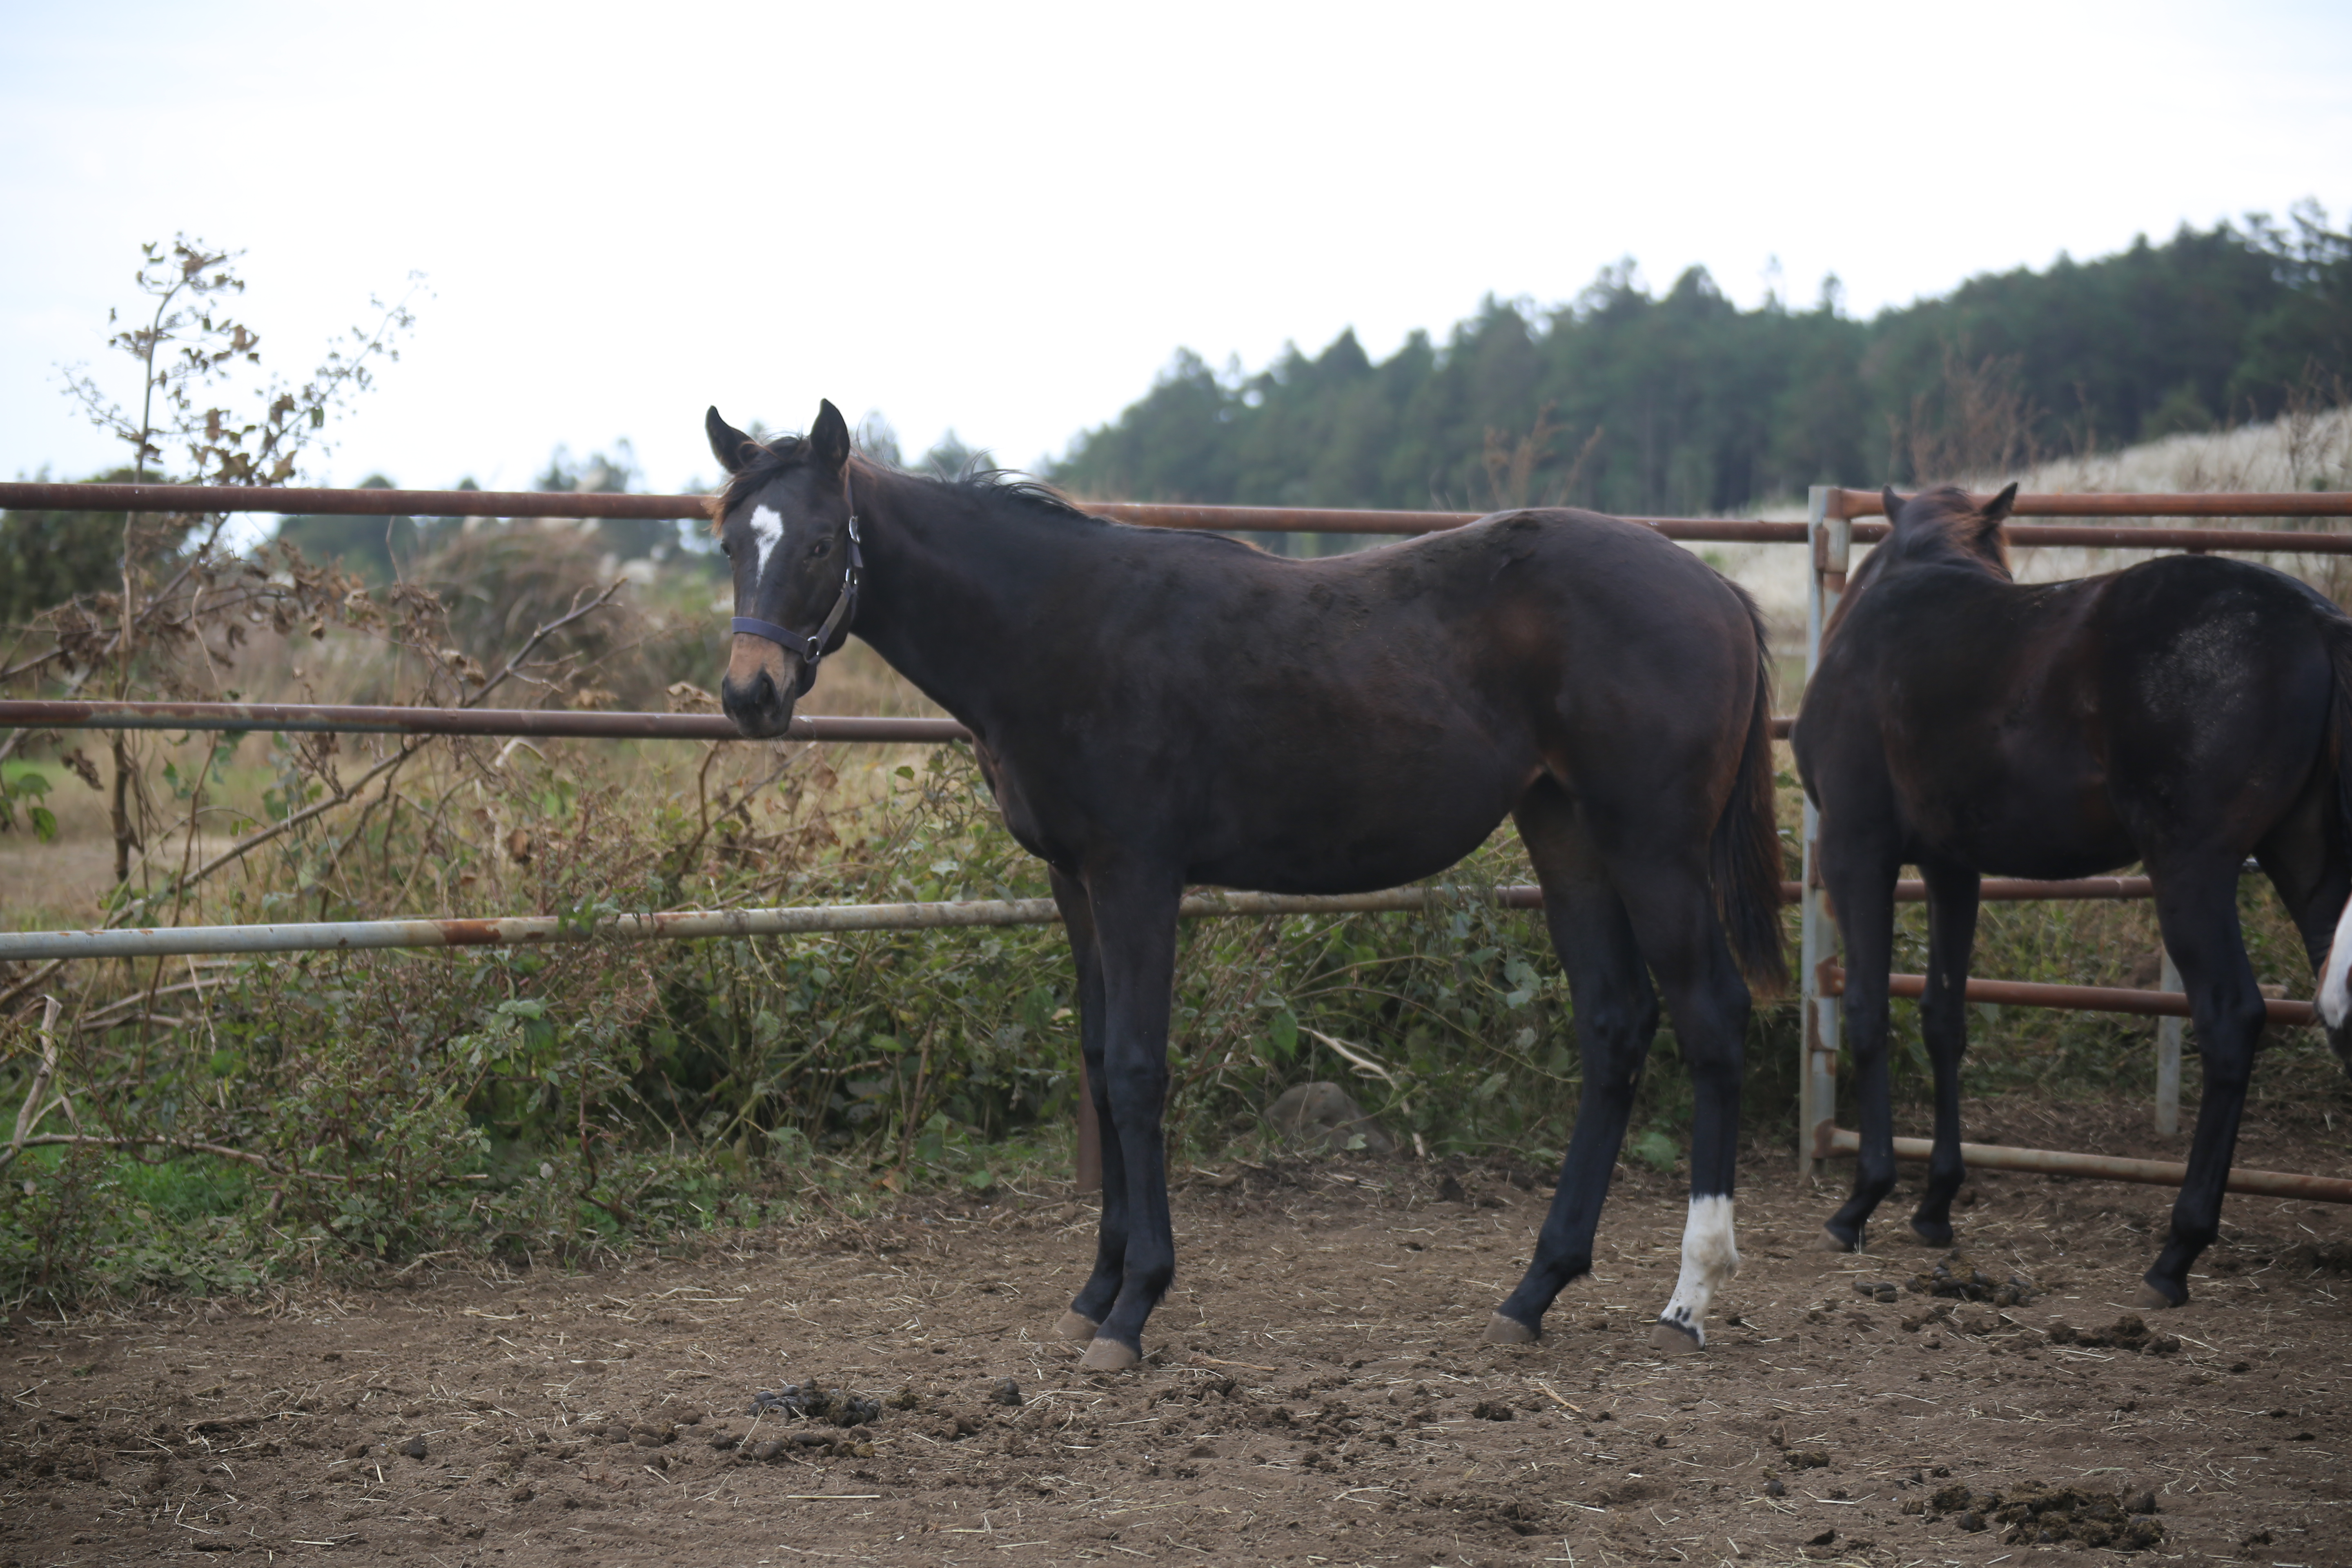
[
  {"left": 706, "top": 400, "right": 862, "bottom": 738},
  {"left": 1828, "top": 481, "right": 2021, "bottom": 637},
  {"left": 1881, "top": 482, "right": 2019, "bottom": 575}
]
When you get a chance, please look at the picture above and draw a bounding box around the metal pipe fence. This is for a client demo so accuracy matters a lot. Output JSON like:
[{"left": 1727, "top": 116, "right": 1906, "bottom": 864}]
[{"left": 8, "top": 480, "right": 2352, "bottom": 1204}]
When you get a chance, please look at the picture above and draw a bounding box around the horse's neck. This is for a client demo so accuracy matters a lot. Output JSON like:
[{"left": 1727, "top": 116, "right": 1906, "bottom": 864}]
[{"left": 850, "top": 473, "right": 1056, "bottom": 726}]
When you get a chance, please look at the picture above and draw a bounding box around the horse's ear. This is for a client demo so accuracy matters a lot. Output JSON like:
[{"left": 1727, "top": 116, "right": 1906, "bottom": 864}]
[
  {"left": 810, "top": 400, "right": 852, "bottom": 476},
  {"left": 706, "top": 407, "right": 758, "bottom": 475},
  {"left": 1880, "top": 486, "right": 1906, "bottom": 522},
  {"left": 1981, "top": 481, "right": 2019, "bottom": 525}
]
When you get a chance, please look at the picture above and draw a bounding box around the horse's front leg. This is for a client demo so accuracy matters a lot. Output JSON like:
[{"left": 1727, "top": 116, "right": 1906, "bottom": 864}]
[
  {"left": 1070, "top": 862, "right": 1183, "bottom": 1371},
  {"left": 2141, "top": 859, "right": 2267, "bottom": 1309},
  {"left": 1820, "top": 833, "right": 1902, "bottom": 1252},
  {"left": 1049, "top": 865, "right": 1123, "bottom": 1343},
  {"left": 1908, "top": 857, "right": 1982, "bottom": 1247}
]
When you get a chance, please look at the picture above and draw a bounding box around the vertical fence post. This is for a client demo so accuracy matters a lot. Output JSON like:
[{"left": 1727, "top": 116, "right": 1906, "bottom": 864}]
[
  {"left": 1798, "top": 486, "right": 1851, "bottom": 1178},
  {"left": 2155, "top": 949, "right": 2183, "bottom": 1136}
]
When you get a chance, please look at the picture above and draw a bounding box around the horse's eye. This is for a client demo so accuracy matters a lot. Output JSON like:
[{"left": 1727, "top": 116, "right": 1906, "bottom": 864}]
[{"left": 808, "top": 538, "right": 832, "bottom": 559}]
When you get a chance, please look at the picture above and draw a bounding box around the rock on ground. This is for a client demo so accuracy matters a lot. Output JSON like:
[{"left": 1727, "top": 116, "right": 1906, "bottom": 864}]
[{"left": 1265, "top": 1080, "right": 1395, "bottom": 1155}]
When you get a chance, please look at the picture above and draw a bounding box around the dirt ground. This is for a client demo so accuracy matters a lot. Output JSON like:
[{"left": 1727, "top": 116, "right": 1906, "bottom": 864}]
[{"left": 7, "top": 1100, "right": 2350, "bottom": 1568}]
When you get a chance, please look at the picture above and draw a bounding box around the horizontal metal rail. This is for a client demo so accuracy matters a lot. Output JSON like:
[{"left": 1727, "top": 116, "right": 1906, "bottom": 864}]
[
  {"left": 0, "top": 885, "right": 1562, "bottom": 962},
  {"left": 6, "top": 481, "right": 2352, "bottom": 550},
  {"left": 1819, "top": 964, "right": 2317, "bottom": 1027},
  {"left": 0, "top": 701, "right": 965, "bottom": 744},
  {"left": 3, "top": 876, "right": 2194, "bottom": 964},
  {"left": 1, "top": 699, "right": 1798, "bottom": 744},
  {"left": 1825, "top": 487, "right": 2352, "bottom": 519},
  {"left": 1817, "top": 1126, "right": 2352, "bottom": 1204}
]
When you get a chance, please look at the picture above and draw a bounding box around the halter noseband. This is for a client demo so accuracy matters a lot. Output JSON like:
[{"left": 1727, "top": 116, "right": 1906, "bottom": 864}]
[{"left": 729, "top": 470, "right": 864, "bottom": 679}]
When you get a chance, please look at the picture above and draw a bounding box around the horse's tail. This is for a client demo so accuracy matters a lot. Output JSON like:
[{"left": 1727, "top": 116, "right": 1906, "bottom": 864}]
[
  {"left": 2314, "top": 611, "right": 2352, "bottom": 1036},
  {"left": 1713, "top": 584, "right": 1790, "bottom": 998}
]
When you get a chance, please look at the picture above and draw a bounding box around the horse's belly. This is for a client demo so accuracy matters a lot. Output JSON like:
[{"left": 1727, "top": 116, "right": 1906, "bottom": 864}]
[
  {"left": 1909, "top": 778, "right": 2135, "bottom": 880},
  {"left": 1189, "top": 832, "right": 1493, "bottom": 897},
  {"left": 1185, "top": 771, "right": 1524, "bottom": 895}
]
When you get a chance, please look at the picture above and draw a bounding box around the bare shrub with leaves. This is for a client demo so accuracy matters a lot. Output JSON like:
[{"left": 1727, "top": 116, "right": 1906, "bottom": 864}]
[
  {"left": 1, "top": 236, "right": 423, "bottom": 878},
  {"left": 1888, "top": 344, "right": 2043, "bottom": 486},
  {"left": 57, "top": 237, "right": 418, "bottom": 490},
  {"left": 1480, "top": 402, "right": 1605, "bottom": 512}
]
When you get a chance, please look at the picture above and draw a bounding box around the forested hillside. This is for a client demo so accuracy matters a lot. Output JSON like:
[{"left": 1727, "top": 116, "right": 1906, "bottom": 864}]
[{"left": 1052, "top": 204, "right": 2352, "bottom": 519}]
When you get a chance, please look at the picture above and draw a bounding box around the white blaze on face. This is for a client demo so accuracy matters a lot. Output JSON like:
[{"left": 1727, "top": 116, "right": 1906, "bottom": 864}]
[
  {"left": 1656, "top": 1194, "right": 1739, "bottom": 1347},
  {"left": 748, "top": 504, "right": 786, "bottom": 580},
  {"left": 2321, "top": 894, "right": 2352, "bottom": 1030}
]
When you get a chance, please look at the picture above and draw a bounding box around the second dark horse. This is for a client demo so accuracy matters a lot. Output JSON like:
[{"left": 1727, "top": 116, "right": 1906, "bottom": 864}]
[
  {"left": 711, "top": 401, "right": 1786, "bottom": 1366},
  {"left": 1795, "top": 485, "right": 2352, "bottom": 1310}
]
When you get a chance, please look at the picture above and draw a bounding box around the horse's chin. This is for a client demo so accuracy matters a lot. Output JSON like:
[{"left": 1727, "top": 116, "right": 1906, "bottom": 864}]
[{"left": 725, "top": 704, "right": 797, "bottom": 740}]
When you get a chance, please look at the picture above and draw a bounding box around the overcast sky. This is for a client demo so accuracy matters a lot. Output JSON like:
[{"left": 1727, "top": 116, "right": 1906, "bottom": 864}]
[{"left": 4, "top": 0, "right": 2348, "bottom": 504}]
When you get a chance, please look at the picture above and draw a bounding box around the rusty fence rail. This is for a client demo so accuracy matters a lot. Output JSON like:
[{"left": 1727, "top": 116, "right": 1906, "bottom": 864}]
[
  {"left": 1797, "top": 484, "right": 2352, "bottom": 1200},
  {"left": 10, "top": 478, "right": 2352, "bottom": 546},
  {"left": 1816, "top": 1128, "right": 2352, "bottom": 1205},
  {"left": 0, "top": 886, "right": 1503, "bottom": 964},
  {"left": 0, "top": 875, "right": 2189, "bottom": 966},
  {"left": 0, "top": 701, "right": 966, "bottom": 744}
]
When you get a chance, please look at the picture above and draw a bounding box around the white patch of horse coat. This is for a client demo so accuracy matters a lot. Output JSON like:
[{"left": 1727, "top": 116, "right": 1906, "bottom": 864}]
[
  {"left": 748, "top": 504, "right": 785, "bottom": 579},
  {"left": 1655, "top": 1194, "right": 1739, "bottom": 1347},
  {"left": 2321, "top": 893, "right": 2352, "bottom": 1029}
]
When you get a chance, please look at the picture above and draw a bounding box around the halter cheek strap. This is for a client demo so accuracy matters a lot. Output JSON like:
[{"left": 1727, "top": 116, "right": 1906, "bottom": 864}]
[{"left": 731, "top": 472, "right": 864, "bottom": 676}]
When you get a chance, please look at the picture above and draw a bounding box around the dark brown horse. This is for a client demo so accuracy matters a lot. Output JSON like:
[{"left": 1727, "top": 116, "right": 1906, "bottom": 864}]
[
  {"left": 711, "top": 400, "right": 1785, "bottom": 1365},
  {"left": 1794, "top": 484, "right": 2352, "bottom": 1309}
]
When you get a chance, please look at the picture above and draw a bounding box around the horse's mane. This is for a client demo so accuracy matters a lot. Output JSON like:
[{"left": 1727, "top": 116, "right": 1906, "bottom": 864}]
[
  {"left": 711, "top": 435, "right": 1089, "bottom": 530},
  {"left": 1884, "top": 484, "right": 2014, "bottom": 578}
]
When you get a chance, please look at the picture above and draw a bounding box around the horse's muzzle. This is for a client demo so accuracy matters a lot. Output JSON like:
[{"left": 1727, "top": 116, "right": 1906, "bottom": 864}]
[{"left": 720, "top": 663, "right": 800, "bottom": 738}]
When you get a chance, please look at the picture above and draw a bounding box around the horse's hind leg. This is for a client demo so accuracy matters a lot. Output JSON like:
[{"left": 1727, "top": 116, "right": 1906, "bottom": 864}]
[
  {"left": 1070, "top": 862, "right": 1184, "bottom": 1370},
  {"left": 1488, "top": 781, "right": 1659, "bottom": 1344},
  {"left": 1049, "top": 866, "right": 1123, "bottom": 1343},
  {"left": 1601, "top": 843, "right": 1755, "bottom": 1352},
  {"left": 1907, "top": 856, "right": 1982, "bottom": 1247},
  {"left": 2254, "top": 778, "right": 2352, "bottom": 1074},
  {"left": 2140, "top": 856, "right": 2269, "bottom": 1309}
]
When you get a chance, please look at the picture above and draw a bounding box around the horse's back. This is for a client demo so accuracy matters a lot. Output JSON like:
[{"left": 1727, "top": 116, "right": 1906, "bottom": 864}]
[
  {"left": 1805, "top": 550, "right": 2348, "bottom": 873},
  {"left": 2092, "top": 555, "right": 2343, "bottom": 830},
  {"left": 1050, "top": 506, "right": 1767, "bottom": 891}
]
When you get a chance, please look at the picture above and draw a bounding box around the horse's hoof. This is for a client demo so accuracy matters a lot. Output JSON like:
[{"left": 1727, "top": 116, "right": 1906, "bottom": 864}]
[
  {"left": 1482, "top": 1312, "right": 1538, "bottom": 1346},
  {"left": 1054, "top": 1310, "right": 1100, "bottom": 1342},
  {"left": 2134, "top": 1281, "right": 2184, "bottom": 1312},
  {"left": 1649, "top": 1319, "right": 1704, "bottom": 1353},
  {"left": 1078, "top": 1337, "right": 1140, "bottom": 1372},
  {"left": 1814, "top": 1227, "right": 1857, "bottom": 1254},
  {"left": 1908, "top": 1218, "right": 1954, "bottom": 1248}
]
